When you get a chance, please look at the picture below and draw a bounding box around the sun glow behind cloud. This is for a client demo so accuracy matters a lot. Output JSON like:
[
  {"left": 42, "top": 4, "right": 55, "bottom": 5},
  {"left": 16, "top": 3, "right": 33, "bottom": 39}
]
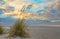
[{"left": 0, "top": 0, "right": 60, "bottom": 23}]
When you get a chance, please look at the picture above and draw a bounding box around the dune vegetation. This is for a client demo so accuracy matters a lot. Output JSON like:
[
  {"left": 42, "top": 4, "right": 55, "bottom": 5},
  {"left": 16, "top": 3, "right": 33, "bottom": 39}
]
[
  {"left": 9, "top": 19, "right": 29, "bottom": 38},
  {"left": 0, "top": 26, "right": 4, "bottom": 35}
]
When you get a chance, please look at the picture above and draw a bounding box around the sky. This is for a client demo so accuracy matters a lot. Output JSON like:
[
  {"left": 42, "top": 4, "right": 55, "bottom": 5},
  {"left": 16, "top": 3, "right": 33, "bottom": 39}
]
[{"left": 0, "top": 0, "right": 60, "bottom": 26}]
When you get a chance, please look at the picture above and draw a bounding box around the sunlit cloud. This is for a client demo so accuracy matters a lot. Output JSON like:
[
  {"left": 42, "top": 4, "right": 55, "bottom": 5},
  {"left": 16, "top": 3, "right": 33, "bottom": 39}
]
[
  {"left": 50, "top": 20, "right": 60, "bottom": 22},
  {"left": 0, "top": 0, "right": 60, "bottom": 23},
  {"left": 3, "top": 10, "right": 47, "bottom": 20},
  {"left": 33, "top": 4, "right": 39, "bottom": 8}
]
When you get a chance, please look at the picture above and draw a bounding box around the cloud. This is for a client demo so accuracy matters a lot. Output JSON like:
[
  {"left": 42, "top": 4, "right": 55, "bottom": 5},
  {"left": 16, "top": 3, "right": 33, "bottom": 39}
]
[
  {"left": 44, "top": 2, "right": 60, "bottom": 20},
  {"left": 0, "top": 14, "right": 7, "bottom": 18},
  {"left": 3, "top": 10, "right": 47, "bottom": 20},
  {"left": 0, "top": 0, "right": 60, "bottom": 21}
]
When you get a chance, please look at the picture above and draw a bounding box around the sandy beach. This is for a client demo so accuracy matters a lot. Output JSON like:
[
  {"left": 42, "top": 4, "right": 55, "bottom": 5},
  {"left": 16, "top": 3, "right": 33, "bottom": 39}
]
[{"left": 0, "top": 26, "right": 60, "bottom": 39}]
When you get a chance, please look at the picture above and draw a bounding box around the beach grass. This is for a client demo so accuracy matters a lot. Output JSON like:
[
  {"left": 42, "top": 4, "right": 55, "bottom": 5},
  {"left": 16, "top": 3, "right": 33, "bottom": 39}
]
[
  {"left": 0, "top": 26, "right": 4, "bottom": 35},
  {"left": 9, "top": 19, "right": 29, "bottom": 38}
]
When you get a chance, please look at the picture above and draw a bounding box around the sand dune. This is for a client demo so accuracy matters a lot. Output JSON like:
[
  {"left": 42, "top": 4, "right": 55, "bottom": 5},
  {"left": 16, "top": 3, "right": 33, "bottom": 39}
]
[{"left": 0, "top": 26, "right": 60, "bottom": 39}]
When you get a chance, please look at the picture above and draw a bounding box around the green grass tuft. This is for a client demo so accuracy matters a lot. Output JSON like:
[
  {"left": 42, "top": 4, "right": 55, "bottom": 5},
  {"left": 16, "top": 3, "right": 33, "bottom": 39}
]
[
  {"left": 0, "top": 26, "right": 4, "bottom": 35},
  {"left": 9, "top": 19, "right": 29, "bottom": 38}
]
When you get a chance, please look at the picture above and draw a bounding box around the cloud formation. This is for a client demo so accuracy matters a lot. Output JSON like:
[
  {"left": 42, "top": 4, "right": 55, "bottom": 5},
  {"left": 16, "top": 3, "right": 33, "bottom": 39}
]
[{"left": 0, "top": 0, "right": 60, "bottom": 22}]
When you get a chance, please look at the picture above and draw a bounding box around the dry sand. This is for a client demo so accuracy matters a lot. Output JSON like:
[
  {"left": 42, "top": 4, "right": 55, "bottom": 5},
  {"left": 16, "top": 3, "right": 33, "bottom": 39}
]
[{"left": 0, "top": 26, "right": 60, "bottom": 39}]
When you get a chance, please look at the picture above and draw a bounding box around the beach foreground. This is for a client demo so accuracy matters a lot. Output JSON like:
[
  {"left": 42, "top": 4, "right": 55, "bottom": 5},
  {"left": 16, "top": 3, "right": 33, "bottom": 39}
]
[{"left": 0, "top": 26, "right": 60, "bottom": 39}]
